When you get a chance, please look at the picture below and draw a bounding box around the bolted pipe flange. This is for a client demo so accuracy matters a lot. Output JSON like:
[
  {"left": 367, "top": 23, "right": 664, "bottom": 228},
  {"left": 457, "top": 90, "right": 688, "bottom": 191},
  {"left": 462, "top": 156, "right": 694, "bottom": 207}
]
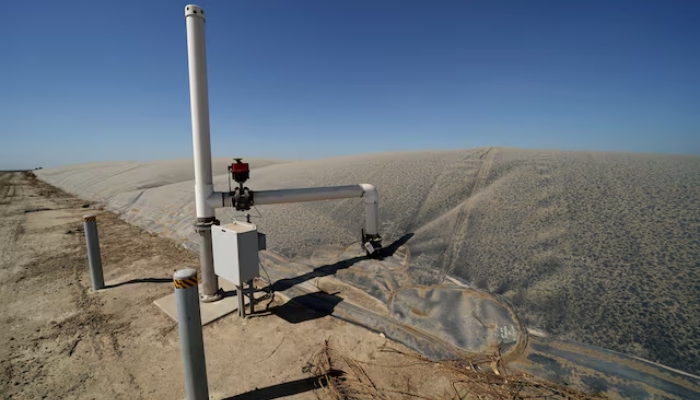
[
  {"left": 193, "top": 217, "right": 219, "bottom": 232},
  {"left": 195, "top": 216, "right": 218, "bottom": 224}
]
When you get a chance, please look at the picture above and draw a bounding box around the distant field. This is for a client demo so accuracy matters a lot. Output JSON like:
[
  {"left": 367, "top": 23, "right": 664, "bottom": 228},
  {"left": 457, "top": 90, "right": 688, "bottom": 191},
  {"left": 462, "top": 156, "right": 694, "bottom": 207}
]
[{"left": 37, "top": 148, "right": 700, "bottom": 374}]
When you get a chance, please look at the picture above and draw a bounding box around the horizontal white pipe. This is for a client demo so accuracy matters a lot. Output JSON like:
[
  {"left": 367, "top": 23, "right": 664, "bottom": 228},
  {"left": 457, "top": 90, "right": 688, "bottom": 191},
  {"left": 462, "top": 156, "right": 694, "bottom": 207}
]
[
  {"left": 208, "top": 184, "right": 380, "bottom": 236},
  {"left": 255, "top": 185, "right": 379, "bottom": 236},
  {"left": 253, "top": 185, "right": 364, "bottom": 205}
]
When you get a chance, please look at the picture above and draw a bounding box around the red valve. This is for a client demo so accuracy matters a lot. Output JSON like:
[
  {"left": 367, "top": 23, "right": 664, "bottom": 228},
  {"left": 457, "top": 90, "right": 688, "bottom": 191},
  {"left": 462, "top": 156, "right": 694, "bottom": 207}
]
[
  {"left": 231, "top": 162, "right": 249, "bottom": 173},
  {"left": 231, "top": 158, "right": 250, "bottom": 185}
]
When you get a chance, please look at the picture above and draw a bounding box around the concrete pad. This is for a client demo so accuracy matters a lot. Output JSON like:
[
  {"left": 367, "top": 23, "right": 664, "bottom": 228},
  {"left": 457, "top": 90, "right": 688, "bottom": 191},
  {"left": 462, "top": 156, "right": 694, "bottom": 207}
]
[{"left": 154, "top": 278, "right": 265, "bottom": 325}]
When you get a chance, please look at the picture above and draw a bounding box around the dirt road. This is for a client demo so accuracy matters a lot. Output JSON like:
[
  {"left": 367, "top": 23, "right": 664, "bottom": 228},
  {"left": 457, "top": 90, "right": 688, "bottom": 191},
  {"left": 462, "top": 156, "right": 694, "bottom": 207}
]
[{"left": 1, "top": 172, "right": 469, "bottom": 400}]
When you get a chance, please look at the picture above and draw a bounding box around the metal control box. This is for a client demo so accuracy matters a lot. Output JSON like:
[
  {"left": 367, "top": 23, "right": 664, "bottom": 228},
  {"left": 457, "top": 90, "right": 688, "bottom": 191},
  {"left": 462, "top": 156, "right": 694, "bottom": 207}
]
[{"left": 212, "top": 222, "right": 260, "bottom": 285}]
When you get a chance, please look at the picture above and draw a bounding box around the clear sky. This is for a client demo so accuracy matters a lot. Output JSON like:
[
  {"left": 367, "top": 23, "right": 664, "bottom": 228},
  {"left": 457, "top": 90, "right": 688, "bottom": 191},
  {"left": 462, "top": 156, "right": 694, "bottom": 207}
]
[{"left": 2, "top": 0, "right": 699, "bottom": 169}]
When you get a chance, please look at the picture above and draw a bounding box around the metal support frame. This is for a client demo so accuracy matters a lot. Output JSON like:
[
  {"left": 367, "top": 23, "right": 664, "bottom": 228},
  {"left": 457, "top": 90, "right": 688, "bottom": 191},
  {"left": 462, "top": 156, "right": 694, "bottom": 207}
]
[
  {"left": 248, "top": 279, "right": 255, "bottom": 315},
  {"left": 237, "top": 280, "right": 256, "bottom": 318}
]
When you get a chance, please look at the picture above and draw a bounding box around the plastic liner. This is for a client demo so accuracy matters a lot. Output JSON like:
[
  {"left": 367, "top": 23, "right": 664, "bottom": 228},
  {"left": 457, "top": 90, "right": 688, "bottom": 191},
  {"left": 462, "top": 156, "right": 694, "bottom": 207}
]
[
  {"left": 512, "top": 337, "right": 700, "bottom": 399},
  {"left": 261, "top": 248, "right": 700, "bottom": 399},
  {"left": 259, "top": 247, "right": 526, "bottom": 361},
  {"left": 35, "top": 151, "right": 700, "bottom": 393}
]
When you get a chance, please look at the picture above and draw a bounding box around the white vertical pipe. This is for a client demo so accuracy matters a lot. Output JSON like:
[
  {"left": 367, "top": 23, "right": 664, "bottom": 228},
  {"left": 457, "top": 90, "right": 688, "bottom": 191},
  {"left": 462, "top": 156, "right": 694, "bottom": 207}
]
[
  {"left": 185, "top": 4, "right": 214, "bottom": 219},
  {"left": 185, "top": 4, "right": 219, "bottom": 301},
  {"left": 359, "top": 184, "right": 379, "bottom": 236}
]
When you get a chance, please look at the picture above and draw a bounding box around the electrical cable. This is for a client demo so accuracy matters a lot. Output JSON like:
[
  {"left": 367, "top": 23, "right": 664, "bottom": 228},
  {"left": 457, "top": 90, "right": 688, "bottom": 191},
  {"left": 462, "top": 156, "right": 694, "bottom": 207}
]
[{"left": 257, "top": 261, "right": 276, "bottom": 310}]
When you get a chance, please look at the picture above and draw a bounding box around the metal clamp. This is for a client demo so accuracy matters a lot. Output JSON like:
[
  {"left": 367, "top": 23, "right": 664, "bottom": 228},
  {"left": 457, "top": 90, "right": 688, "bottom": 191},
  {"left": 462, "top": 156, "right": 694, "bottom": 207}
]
[
  {"left": 362, "top": 229, "right": 383, "bottom": 256},
  {"left": 193, "top": 217, "right": 219, "bottom": 232},
  {"left": 231, "top": 187, "right": 254, "bottom": 211}
]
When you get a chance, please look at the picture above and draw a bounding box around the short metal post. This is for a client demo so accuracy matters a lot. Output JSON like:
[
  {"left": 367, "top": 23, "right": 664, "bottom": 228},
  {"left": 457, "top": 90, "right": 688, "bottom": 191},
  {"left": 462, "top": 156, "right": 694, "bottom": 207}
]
[
  {"left": 248, "top": 280, "right": 255, "bottom": 315},
  {"left": 174, "top": 268, "right": 209, "bottom": 400},
  {"left": 237, "top": 284, "right": 245, "bottom": 318},
  {"left": 83, "top": 214, "right": 104, "bottom": 290}
]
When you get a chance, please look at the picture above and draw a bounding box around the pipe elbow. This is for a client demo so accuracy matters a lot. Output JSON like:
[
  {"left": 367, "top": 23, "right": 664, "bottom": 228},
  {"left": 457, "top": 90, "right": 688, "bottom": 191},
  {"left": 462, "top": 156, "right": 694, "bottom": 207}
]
[{"left": 359, "top": 184, "right": 378, "bottom": 204}]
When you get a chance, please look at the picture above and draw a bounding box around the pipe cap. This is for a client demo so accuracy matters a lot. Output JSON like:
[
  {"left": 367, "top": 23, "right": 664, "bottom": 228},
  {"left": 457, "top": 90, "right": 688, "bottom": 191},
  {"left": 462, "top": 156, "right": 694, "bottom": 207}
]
[
  {"left": 174, "top": 268, "right": 198, "bottom": 280},
  {"left": 185, "top": 4, "right": 205, "bottom": 21}
]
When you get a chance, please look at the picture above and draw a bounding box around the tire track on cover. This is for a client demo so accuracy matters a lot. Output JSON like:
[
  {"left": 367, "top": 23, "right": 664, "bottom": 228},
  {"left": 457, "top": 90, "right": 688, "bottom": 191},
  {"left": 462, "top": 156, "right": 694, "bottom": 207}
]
[{"left": 441, "top": 147, "right": 495, "bottom": 275}]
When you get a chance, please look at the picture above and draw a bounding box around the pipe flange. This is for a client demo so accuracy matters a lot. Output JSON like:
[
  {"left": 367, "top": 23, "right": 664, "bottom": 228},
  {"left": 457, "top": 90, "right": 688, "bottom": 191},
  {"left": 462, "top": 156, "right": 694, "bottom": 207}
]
[{"left": 193, "top": 217, "right": 219, "bottom": 232}]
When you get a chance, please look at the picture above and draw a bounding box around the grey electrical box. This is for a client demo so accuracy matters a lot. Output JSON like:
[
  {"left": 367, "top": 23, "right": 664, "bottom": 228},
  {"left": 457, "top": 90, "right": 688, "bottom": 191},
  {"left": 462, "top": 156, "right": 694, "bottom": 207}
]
[{"left": 212, "top": 221, "right": 260, "bottom": 285}]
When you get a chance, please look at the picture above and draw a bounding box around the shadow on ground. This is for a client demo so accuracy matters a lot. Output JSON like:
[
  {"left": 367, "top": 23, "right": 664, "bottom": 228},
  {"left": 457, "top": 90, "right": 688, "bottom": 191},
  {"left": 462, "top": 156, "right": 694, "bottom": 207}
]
[
  {"left": 105, "top": 278, "right": 171, "bottom": 289},
  {"left": 271, "top": 292, "right": 343, "bottom": 324},
  {"left": 270, "top": 233, "right": 414, "bottom": 293},
  {"left": 221, "top": 371, "right": 342, "bottom": 400},
  {"left": 379, "top": 233, "right": 414, "bottom": 258},
  {"left": 270, "top": 257, "right": 365, "bottom": 292}
]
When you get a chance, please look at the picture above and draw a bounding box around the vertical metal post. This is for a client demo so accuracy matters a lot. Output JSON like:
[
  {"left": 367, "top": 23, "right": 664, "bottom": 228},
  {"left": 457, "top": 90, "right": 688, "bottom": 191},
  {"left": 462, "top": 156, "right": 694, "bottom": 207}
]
[
  {"left": 82, "top": 214, "right": 104, "bottom": 290},
  {"left": 174, "top": 268, "right": 209, "bottom": 400},
  {"left": 248, "top": 280, "right": 255, "bottom": 315},
  {"left": 237, "top": 284, "right": 245, "bottom": 318}
]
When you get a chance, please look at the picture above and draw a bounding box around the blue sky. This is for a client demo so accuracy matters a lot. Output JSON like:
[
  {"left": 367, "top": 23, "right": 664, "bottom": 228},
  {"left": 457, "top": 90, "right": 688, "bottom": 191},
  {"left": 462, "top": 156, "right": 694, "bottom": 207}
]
[{"left": 1, "top": 0, "right": 699, "bottom": 169}]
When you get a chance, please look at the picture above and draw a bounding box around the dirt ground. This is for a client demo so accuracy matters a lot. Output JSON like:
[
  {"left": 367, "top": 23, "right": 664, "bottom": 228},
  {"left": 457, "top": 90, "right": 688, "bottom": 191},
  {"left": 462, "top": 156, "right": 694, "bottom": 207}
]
[{"left": 0, "top": 172, "right": 479, "bottom": 400}]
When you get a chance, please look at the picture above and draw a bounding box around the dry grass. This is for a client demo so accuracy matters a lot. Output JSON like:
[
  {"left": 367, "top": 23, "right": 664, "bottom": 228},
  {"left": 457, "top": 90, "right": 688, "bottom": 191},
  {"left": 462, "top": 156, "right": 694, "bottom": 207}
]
[
  {"left": 308, "top": 340, "right": 600, "bottom": 400},
  {"left": 21, "top": 171, "right": 64, "bottom": 198}
]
